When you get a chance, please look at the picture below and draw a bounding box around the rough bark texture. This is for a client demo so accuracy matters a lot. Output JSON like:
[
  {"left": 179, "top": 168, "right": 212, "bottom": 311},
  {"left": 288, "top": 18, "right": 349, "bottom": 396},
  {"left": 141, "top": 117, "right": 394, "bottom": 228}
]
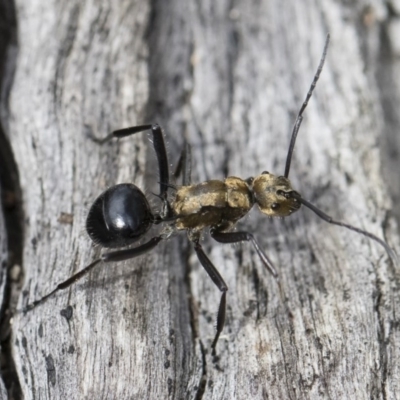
[
  {"left": 0, "top": 0, "right": 21, "bottom": 398},
  {"left": 0, "top": 0, "right": 399, "bottom": 399},
  {"left": 0, "top": 187, "right": 8, "bottom": 400}
]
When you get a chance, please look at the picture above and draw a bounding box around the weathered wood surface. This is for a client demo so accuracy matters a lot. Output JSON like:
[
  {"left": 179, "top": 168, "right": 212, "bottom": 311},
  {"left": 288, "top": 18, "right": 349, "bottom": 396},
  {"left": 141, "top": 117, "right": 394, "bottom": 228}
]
[
  {"left": 0, "top": 187, "right": 8, "bottom": 400},
  {"left": 2, "top": 0, "right": 400, "bottom": 399},
  {"left": 0, "top": 0, "right": 20, "bottom": 398}
]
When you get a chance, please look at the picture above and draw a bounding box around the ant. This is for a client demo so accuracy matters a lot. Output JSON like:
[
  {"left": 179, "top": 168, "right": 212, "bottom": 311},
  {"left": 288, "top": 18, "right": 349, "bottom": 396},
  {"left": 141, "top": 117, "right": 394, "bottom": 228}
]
[{"left": 23, "top": 34, "right": 396, "bottom": 355}]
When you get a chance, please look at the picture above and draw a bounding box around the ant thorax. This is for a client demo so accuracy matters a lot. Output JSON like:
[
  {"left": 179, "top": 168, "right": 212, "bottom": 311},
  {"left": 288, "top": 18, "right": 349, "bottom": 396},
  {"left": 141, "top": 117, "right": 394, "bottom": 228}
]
[
  {"left": 171, "top": 176, "right": 254, "bottom": 231},
  {"left": 251, "top": 172, "right": 301, "bottom": 217}
]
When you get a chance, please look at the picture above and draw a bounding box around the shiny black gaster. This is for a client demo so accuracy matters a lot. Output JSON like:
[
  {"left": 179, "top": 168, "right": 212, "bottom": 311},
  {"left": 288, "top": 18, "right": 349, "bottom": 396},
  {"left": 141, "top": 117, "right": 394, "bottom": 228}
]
[{"left": 86, "top": 183, "right": 154, "bottom": 248}]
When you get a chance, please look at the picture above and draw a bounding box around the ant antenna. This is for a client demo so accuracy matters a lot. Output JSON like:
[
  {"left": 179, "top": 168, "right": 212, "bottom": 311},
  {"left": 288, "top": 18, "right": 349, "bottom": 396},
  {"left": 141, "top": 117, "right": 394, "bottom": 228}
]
[
  {"left": 291, "top": 193, "right": 397, "bottom": 263},
  {"left": 284, "top": 34, "right": 330, "bottom": 178}
]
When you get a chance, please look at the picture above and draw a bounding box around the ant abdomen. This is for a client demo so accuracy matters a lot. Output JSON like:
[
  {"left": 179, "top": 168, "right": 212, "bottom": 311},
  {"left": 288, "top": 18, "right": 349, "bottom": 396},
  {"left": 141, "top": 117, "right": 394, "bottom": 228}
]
[{"left": 86, "top": 183, "right": 154, "bottom": 248}]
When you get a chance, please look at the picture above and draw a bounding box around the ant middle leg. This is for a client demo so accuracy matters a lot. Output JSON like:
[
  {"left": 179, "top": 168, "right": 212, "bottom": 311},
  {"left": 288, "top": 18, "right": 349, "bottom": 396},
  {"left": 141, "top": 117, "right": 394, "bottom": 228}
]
[
  {"left": 174, "top": 141, "right": 192, "bottom": 186},
  {"left": 192, "top": 238, "right": 228, "bottom": 355},
  {"left": 23, "top": 236, "right": 163, "bottom": 313},
  {"left": 210, "top": 228, "right": 278, "bottom": 279}
]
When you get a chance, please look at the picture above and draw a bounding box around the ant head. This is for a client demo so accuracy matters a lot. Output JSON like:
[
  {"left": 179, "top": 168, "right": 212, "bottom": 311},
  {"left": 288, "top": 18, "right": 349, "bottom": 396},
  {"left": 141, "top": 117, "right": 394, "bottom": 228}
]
[
  {"left": 253, "top": 36, "right": 329, "bottom": 219},
  {"left": 251, "top": 171, "right": 301, "bottom": 217}
]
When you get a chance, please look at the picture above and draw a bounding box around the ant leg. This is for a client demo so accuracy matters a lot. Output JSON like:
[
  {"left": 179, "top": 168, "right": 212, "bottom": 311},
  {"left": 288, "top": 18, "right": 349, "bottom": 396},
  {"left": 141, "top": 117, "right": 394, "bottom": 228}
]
[
  {"left": 87, "top": 124, "right": 152, "bottom": 144},
  {"left": 182, "top": 142, "right": 192, "bottom": 186},
  {"left": 114, "top": 124, "right": 170, "bottom": 217},
  {"left": 23, "top": 236, "right": 163, "bottom": 313},
  {"left": 88, "top": 124, "right": 170, "bottom": 200},
  {"left": 210, "top": 229, "right": 278, "bottom": 279},
  {"left": 173, "top": 141, "right": 192, "bottom": 186},
  {"left": 113, "top": 124, "right": 169, "bottom": 199},
  {"left": 192, "top": 240, "right": 228, "bottom": 355}
]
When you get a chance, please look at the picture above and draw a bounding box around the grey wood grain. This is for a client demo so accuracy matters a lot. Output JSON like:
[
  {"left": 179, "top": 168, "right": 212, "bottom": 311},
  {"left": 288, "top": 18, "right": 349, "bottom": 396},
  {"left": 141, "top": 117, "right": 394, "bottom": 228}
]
[
  {"left": 0, "top": 186, "right": 8, "bottom": 399},
  {"left": 5, "top": 0, "right": 400, "bottom": 399},
  {"left": 0, "top": 0, "right": 20, "bottom": 398}
]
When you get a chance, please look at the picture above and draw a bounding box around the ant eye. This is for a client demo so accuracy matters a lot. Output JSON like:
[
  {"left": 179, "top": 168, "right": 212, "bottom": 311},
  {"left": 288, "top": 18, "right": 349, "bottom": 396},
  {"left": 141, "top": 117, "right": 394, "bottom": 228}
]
[
  {"left": 276, "top": 190, "right": 284, "bottom": 196},
  {"left": 271, "top": 202, "right": 280, "bottom": 210},
  {"left": 262, "top": 171, "right": 269, "bottom": 175},
  {"left": 246, "top": 177, "right": 254, "bottom": 184}
]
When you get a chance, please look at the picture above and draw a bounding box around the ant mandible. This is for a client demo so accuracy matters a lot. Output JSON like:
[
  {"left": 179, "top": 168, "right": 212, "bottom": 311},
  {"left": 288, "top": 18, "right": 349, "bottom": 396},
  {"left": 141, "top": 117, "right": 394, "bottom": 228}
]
[{"left": 24, "top": 34, "right": 396, "bottom": 355}]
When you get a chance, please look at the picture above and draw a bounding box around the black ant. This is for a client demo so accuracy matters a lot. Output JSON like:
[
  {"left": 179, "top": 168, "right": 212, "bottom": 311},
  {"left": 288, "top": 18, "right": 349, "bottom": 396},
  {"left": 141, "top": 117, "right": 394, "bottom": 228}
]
[{"left": 23, "top": 34, "right": 396, "bottom": 355}]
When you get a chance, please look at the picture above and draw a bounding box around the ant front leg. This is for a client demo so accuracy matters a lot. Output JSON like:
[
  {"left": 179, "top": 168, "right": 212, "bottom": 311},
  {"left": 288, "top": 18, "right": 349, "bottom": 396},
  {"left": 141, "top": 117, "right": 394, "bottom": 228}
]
[
  {"left": 192, "top": 238, "right": 228, "bottom": 355},
  {"left": 23, "top": 236, "right": 163, "bottom": 312},
  {"left": 210, "top": 228, "right": 279, "bottom": 279}
]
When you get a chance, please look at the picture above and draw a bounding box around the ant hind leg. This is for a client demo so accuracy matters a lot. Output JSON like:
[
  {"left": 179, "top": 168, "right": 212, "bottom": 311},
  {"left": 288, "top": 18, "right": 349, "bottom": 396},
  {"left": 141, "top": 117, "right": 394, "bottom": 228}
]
[
  {"left": 23, "top": 236, "right": 163, "bottom": 313},
  {"left": 87, "top": 124, "right": 170, "bottom": 200}
]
